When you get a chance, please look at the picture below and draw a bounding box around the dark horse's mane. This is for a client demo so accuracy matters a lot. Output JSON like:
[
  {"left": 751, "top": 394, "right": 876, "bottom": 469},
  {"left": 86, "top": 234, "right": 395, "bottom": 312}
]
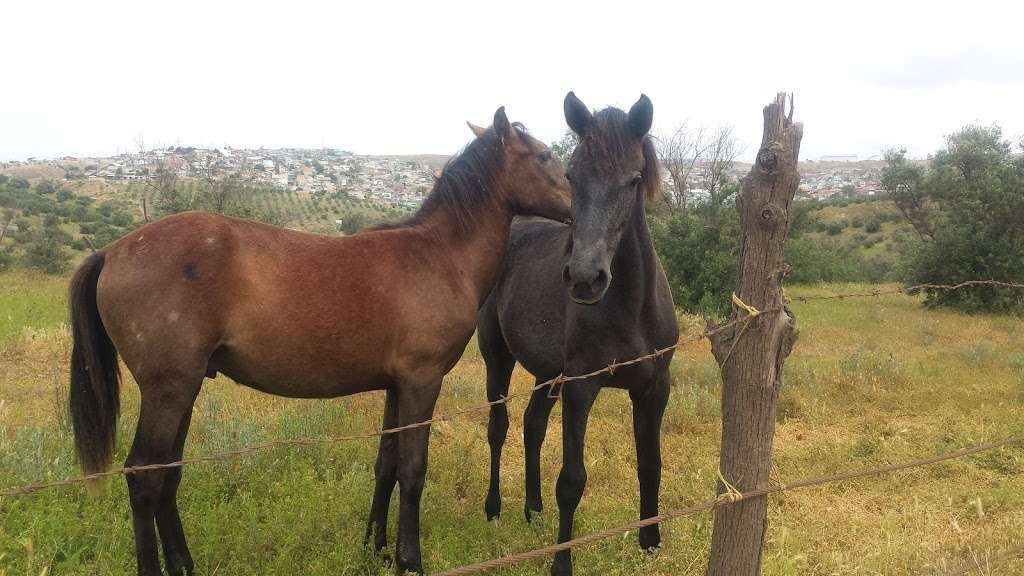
[
  {"left": 570, "top": 108, "right": 661, "bottom": 200},
  {"left": 366, "top": 123, "right": 529, "bottom": 234}
]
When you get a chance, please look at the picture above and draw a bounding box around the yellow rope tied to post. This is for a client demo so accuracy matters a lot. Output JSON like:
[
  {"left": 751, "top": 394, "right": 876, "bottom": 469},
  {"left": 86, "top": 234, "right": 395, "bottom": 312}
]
[
  {"left": 720, "top": 293, "right": 762, "bottom": 367},
  {"left": 715, "top": 469, "right": 744, "bottom": 505},
  {"left": 731, "top": 292, "right": 761, "bottom": 318}
]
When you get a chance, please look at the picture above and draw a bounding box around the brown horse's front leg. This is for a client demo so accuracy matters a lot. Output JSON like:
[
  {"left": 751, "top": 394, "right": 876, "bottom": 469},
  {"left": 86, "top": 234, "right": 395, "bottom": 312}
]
[
  {"left": 551, "top": 383, "right": 598, "bottom": 576},
  {"left": 394, "top": 379, "right": 442, "bottom": 575},
  {"left": 366, "top": 390, "right": 399, "bottom": 554}
]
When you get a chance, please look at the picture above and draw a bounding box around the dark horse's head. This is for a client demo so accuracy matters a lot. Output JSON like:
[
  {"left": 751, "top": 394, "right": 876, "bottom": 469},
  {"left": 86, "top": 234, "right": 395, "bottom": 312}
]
[{"left": 561, "top": 92, "right": 658, "bottom": 304}]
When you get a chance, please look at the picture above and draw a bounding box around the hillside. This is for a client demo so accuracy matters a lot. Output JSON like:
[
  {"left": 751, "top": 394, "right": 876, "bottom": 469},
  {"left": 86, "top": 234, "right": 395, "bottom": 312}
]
[
  {"left": 0, "top": 178, "right": 414, "bottom": 273},
  {"left": 785, "top": 197, "right": 918, "bottom": 283}
]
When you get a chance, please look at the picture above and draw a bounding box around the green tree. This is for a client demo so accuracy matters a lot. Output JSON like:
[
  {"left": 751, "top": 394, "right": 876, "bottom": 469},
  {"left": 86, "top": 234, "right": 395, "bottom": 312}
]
[
  {"left": 883, "top": 124, "right": 1024, "bottom": 313},
  {"left": 550, "top": 131, "right": 577, "bottom": 165},
  {"left": 22, "top": 223, "right": 72, "bottom": 274},
  {"left": 339, "top": 212, "right": 368, "bottom": 235},
  {"left": 651, "top": 200, "right": 738, "bottom": 316}
]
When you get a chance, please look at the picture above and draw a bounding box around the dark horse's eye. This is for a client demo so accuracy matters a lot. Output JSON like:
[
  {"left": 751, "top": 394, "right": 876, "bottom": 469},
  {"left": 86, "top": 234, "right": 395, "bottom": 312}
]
[{"left": 631, "top": 173, "right": 643, "bottom": 186}]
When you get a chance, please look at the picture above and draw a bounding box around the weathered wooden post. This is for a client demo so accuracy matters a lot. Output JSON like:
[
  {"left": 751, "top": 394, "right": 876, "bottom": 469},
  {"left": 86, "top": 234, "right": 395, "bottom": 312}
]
[{"left": 706, "top": 92, "right": 802, "bottom": 576}]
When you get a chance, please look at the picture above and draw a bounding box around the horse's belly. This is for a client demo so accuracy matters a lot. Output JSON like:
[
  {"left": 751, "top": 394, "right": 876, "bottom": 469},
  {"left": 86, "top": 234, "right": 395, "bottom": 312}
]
[{"left": 211, "top": 339, "right": 391, "bottom": 399}]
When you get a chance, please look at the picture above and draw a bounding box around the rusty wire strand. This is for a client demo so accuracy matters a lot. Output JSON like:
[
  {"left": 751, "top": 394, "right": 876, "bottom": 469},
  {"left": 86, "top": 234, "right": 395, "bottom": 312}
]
[
  {"left": 789, "top": 280, "right": 1024, "bottom": 302},
  {"left": 434, "top": 435, "right": 1024, "bottom": 575},
  {"left": 0, "top": 308, "right": 769, "bottom": 498}
]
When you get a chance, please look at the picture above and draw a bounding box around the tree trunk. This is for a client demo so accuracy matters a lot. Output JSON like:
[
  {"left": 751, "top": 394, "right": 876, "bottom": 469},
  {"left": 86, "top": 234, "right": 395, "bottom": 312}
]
[{"left": 706, "top": 93, "right": 802, "bottom": 576}]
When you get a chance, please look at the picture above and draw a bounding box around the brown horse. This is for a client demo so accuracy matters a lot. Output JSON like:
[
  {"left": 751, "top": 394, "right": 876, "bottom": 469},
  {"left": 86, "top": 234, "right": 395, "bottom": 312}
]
[{"left": 67, "top": 107, "right": 571, "bottom": 576}]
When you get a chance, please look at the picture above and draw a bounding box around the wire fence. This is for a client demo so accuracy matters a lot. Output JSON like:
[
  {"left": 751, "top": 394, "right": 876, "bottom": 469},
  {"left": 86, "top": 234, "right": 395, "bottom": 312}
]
[
  {"left": 2, "top": 279, "right": 1024, "bottom": 574},
  {"left": 435, "top": 434, "right": 1024, "bottom": 575}
]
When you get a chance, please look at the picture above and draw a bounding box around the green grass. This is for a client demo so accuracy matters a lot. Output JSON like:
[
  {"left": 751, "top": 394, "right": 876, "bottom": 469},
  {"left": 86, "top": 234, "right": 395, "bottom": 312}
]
[
  {"left": 1, "top": 280, "right": 1023, "bottom": 575},
  {"left": 0, "top": 272, "right": 67, "bottom": 344}
]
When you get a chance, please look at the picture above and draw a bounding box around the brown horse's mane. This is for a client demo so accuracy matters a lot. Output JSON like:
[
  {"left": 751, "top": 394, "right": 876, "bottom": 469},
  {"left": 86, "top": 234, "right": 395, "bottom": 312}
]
[
  {"left": 570, "top": 108, "right": 661, "bottom": 200},
  {"left": 365, "top": 123, "right": 530, "bottom": 235}
]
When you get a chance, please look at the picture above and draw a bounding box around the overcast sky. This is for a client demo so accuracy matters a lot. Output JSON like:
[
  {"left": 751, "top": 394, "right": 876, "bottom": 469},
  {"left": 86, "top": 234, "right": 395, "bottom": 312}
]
[{"left": 2, "top": 0, "right": 1022, "bottom": 162}]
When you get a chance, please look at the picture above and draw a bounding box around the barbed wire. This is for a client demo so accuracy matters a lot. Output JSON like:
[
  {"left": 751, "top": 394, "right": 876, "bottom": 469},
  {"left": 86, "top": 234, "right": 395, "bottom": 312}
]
[
  {"left": 2, "top": 279, "right": 1021, "bottom": 498},
  {"left": 435, "top": 434, "right": 1024, "bottom": 575},
  {"left": 789, "top": 280, "right": 1024, "bottom": 302},
  {"left": 0, "top": 307, "right": 778, "bottom": 498}
]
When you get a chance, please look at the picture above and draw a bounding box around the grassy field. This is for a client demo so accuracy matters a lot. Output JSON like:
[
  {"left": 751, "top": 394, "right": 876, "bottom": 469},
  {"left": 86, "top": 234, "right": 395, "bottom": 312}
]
[{"left": 1, "top": 274, "right": 1022, "bottom": 575}]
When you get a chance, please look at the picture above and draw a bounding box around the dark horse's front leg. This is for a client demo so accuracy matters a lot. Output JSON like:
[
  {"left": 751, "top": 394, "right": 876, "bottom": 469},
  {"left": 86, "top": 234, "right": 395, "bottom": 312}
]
[
  {"left": 392, "top": 379, "right": 442, "bottom": 575},
  {"left": 550, "top": 382, "right": 598, "bottom": 576},
  {"left": 523, "top": 379, "right": 558, "bottom": 521},
  {"left": 630, "top": 373, "right": 670, "bottom": 551},
  {"left": 365, "top": 390, "right": 400, "bottom": 554}
]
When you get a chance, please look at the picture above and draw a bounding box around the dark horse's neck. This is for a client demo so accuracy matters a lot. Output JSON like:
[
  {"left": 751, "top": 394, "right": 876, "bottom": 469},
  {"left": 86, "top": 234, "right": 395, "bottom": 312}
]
[{"left": 607, "top": 190, "right": 661, "bottom": 314}]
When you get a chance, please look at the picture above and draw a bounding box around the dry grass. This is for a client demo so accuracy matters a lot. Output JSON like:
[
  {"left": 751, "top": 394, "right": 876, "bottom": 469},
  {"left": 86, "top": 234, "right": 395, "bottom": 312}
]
[{"left": 1, "top": 278, "right": 1023, "bottom": 575}]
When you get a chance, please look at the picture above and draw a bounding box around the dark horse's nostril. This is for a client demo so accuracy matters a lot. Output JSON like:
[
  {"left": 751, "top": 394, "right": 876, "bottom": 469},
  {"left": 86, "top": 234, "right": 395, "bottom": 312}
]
[
  {"left": 562, "top": 264, "right": 572, "bottom": 285},
  {"left": 594, "top": 269, "right": 608, "bottom": 288}
]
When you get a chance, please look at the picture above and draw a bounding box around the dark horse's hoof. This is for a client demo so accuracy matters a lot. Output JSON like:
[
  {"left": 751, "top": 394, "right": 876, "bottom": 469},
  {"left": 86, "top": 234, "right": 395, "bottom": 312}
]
[
  {"left": 550, "top": 554, "right": 573, "bottom": 576},
  {"left": 395, "top": 561, "right": 424, "bottom": 575},
  {"left": 165, "top": 552, "right": 195, "bottom": 576},
  {"left": 638, "top": 525, "right": 661, "bottom": 551},
  {"left": 364, "top": 520, "right": 388, "bottom": 554},
  {"left": 524, "top": 501, "right": 543, "bottom": 523},
  {"left": 485, "top": 493, "right": 501, "bottom": 520}
]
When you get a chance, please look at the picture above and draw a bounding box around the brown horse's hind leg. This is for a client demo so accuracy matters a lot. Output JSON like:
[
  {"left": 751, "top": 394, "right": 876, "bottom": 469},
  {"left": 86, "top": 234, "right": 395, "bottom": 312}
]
[
  {"left": 365, "top": 389, "right": 399, "bottom": 554},
  {"left": 393, "top": 378, "right": 442, "bottom": 576},
  {"left": 156, "top": 406, "right": 197, "bottom": 575},
  {"left": 126, "top": 374, "right": 201, "bottom": 576}
]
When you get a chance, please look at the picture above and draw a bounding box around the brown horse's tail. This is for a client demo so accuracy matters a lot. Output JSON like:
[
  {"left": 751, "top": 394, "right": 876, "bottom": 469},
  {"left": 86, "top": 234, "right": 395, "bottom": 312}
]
[{"left": 69, "top": 251, "right": 121, "bottom": 482}]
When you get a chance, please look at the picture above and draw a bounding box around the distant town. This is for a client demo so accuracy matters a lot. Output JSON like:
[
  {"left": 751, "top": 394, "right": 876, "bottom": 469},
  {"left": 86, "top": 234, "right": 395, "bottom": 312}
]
[
  {"left": 2, "top": 147, "right": 444, "bottom": 209},
  {"left": 2, "top": 146, "right": 887, "bottom": 205}
]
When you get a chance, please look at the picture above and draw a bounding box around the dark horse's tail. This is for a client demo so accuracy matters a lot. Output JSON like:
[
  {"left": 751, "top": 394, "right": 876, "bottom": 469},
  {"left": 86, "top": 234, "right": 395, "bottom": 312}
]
[{"left": 69, "top": 251, "right": 121, "bottom": 481}]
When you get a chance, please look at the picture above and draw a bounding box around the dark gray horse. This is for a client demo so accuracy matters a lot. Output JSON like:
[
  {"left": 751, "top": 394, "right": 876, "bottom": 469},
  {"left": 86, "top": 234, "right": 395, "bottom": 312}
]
[{"left": 478, "top": 92, "right": 679, "bottom": 576}]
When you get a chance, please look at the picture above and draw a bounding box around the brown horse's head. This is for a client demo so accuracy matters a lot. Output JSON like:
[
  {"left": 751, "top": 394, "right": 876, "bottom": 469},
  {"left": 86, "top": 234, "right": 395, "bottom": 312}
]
[
  {"left": 561, "top": 92, "right": 659, "bottom": 304},
  {"left": 468, "top": 107, "right": 571, "bottom": 222}
]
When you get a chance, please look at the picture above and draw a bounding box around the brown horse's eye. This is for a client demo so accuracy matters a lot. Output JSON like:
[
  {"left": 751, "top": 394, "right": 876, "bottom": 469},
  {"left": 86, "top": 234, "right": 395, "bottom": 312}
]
[
  {"left": 565, "top": 172, "right": 573, "bottom": 183},
  {"left": 538, "top": 151, "right": 552, "bottom": 162}
]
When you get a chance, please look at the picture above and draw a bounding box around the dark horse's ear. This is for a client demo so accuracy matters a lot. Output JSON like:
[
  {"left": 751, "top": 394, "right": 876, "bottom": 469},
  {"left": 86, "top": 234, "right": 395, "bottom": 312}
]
[
  {"left": 628, "top": 94, "right": 654, "bottom": 138},
  {"left": 564, "top": 91, "right": 592, "bottom": 136},
  {"left": 493, "top": 106, "right": 511, "bottom": 143}
]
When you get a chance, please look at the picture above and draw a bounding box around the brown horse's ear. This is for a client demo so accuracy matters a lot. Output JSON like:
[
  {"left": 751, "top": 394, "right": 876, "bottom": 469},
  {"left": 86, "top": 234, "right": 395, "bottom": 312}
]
[
  {"left": 564, "top": 91, "right": 592, "bottom": 136},
  {"left": 467, "top": 121, "right": 487, "bottom": 138},
  {"left": 628, "top": 94, "right": 654, "bottom": 138},
  {"left": 493, "top": 106, "right": 511, "bottom": 143}
]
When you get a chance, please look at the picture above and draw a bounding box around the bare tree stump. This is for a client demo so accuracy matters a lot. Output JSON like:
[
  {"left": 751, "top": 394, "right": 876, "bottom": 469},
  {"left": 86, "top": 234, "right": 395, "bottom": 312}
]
[{"left": 706, "top": 92, "right": 802, "bottom": 576}]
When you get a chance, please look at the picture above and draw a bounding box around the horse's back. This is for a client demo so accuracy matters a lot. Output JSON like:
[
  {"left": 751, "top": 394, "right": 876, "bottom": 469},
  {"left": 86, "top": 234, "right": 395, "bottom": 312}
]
[
  {"left": 488, "top": 220, "right": 570, "bottom": 378},
  {"left": 95, "top": 212, "right": 406, "bottom": 394}
]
